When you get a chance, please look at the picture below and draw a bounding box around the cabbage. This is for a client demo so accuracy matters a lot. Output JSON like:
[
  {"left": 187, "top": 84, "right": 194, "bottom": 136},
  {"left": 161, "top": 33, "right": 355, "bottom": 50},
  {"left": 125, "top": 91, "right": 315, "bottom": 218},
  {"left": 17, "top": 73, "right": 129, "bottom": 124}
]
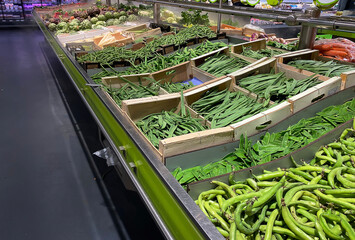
[
  {"left": 166, "top": 17, "right": 174, "bottom": 23},
  {"left": 71, "top": 18, "right": 80, "bottom": 25},
  {"left": 105, "top": 11, "right": 113, "bottom": 19},
  {"left": 113, "top": 19, "right": 120, "bottom": 25},
  {"left": 162, "top": 9, "right": 174, "bottom": 18},
  {"left": 90, "top": 17, "right": 98, "bottom": 24},
  {"left": 81, "top": 19, "right": 92, "bottom": 29},
  {"left": 118, "top": 16, "right": 127, "bottom": 23},
  {"left": 96, "top": 21, "right": 106, "bottom": 26},
  {"left": 138, "top": 10, "right": 152, "bottom": 17},
  {"left": 98, "top": 14, "right": 106, "bottom": 21},
  {"left": 127, "top": 14, "right": 138, "bottom": 21},
  {"left": 113, "top": 12, "right": 120, "bottom": 19},
  {"left": 93, "top": 25, "right": 104, "bottom": 29},
  {"left": 106, "top": 19, "right": 115, "bottom": 26},
  {"left": 57, "top": 22, "right": 68, "bottom": 31},
  {"left": 48, "top": 23, "right": 57, "bottom": 31},
  {"left": 119, "top": 11, "right": 127, "bottom": 16}
]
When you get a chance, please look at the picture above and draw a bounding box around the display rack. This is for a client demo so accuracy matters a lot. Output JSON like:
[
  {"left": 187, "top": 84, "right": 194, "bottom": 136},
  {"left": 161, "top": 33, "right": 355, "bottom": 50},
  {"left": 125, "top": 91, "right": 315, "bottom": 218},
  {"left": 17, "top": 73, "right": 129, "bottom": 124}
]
[
  {"left": 32, "top": 3, "right": 355, "bottom": 239},
  {"left": 0, "top": 0, "right": 25, "bottom": 21},
  {"left": 0, "top": 0, "right": 79, "bottom": 21},
  {"left": 136, "top": 0, "right": 355, "bottom": 48}
]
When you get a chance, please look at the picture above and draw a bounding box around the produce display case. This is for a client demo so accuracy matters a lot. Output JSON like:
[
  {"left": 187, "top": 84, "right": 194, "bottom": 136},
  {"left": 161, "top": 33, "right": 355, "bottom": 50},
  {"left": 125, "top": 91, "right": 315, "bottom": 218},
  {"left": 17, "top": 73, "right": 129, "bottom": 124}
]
[
  {"left": 33, "top": 1, "right": 355, "bottom": 238},
  {"left": 0, "top": 0, "right": 25, "bottom": 21}
]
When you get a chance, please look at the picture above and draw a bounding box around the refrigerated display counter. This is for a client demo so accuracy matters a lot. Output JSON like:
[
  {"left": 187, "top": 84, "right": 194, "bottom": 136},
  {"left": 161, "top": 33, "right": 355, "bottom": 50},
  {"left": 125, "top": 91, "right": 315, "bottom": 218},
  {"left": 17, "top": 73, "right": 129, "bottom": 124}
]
[
  {"left": 33, "top": 4, "right": 355, "bottom": 238},
  {"left": 33, "top": 10, "right": 224, "bottom": 240}
]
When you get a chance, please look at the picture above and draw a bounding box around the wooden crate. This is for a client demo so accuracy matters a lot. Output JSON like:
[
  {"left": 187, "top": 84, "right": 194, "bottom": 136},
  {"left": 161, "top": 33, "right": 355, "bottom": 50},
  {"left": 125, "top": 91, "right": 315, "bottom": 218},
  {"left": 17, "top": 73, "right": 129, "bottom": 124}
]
[
  {"left": 184, "top": 77, "right": 272, "bottom": 127},
  {"left": 227, "top": 57, "right": 335, "bottom": 137},
  {"left": 230, "top": 39, "right": 293, "bottom": 62},
  {"left": 226, "top": 57, "right": 341, "bottom": 134},
  {"left": 121, "top": 79, "right": 236, "bottom": 161},
  {"left": 102, "top": 73, "right": 152, "bottom": 88},
  {"left": 288, "top": 76, "right": 342, "bottom": 113},
  {"left": 93, "top": 32, "right": 133, "bottom": 50},
  {"left": 121, "top": 94, "right": 214, "bottom": 162},
  {"left": 278, "top": 49, "right": 355, "bottom": 89},
  {"left": 101, "top": 73, "right": 168, "bottom": 96},
  {"left": 190, "top": 46, "right": 259, "bottom": 78},
  {"left": 231, "top": 101, "right": 292, "bottom": 140},
  {"left": 229, "top": 57, "right": 329, "bottom": 86},
  {"left": 101, "top": 73, "right": 168, "bottom": 97},
  {"left": 150, "top": 61, "right": 217, "bottom": 93},
  {"left": 209, "top": 25, "right": 243, "bottom": 36}
]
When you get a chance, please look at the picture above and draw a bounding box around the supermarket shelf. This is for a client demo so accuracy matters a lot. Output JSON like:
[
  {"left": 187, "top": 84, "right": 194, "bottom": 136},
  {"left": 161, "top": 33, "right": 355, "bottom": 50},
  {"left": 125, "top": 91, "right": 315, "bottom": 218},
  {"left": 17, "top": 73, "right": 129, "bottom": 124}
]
[{"left": 136, "top": 0, "right": 355, "bottom": 31}]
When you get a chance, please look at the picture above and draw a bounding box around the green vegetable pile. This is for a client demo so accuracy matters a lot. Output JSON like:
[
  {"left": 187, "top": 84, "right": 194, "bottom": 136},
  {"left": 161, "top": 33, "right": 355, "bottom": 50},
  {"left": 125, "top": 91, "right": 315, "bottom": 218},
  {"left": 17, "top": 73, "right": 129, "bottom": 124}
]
[
  {"left": 44, "top": 4, "right": 140, "bottom": 34},
  {"left": 136, "top": 93, "right": 206, "bottom": 148},
  {"left": 102, "top": 75, "right": 196, "bottom": 105},
  {"left": 267, "top": 40, "right": 298, "bottom": 51},
  {"left": 198, "top": 54, "right": 250, "bottom": 77},
  {"left": 288, "top": 60, "right": 355, "bottom": 78},
  {"left": 238, "top": 72, "right": 320, "bottom": 102},
  {"left": 195, "top": 124, "right": 355, "bottom": 239},
  {"left": 172, "top": 98, "right": 355, "bottom": 185},
  {"left": 180, "top": 10, "right": 210, "bottom": 26},
  {"left": 240, "top": 47, "right": 285, "bottom": 60},
  {"left": 162, "top": 81, "right": 195, "bottom": 93},
  {"left": 191, "top": 89, "right": 270, "bottom": 128},
  {"left": 78, "top": 25, "right": 216, "bottom": 65},
  {"left": 91, "top": 41, "right": 227, "bottom": 81},
  {"left": 103, "top": 76, "right": 160, "bottom": 106}
]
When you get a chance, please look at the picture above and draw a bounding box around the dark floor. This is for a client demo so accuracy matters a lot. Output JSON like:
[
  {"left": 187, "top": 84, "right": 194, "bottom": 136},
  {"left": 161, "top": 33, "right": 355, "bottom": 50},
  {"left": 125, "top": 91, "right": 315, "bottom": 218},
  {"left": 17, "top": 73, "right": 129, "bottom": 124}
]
[{"left": 0, "top": 27, "right": 163, "bottom": 240}]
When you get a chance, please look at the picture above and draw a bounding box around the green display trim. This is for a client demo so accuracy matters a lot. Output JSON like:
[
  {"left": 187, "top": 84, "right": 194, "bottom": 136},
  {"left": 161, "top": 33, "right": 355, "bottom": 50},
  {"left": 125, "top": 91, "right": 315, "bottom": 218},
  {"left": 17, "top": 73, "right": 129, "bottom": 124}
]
[
  {"left": 317, "top": 29, "right": 355, "bottom": 39},
  {"left": 34, "top": 13, "right": 205, "bottom": 240}
]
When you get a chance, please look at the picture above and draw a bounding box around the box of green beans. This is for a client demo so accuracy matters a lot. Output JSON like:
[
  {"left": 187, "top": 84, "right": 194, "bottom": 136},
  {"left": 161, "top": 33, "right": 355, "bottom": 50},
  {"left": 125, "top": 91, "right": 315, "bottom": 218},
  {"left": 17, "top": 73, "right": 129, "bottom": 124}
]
[
  {"left": 191, "top": 46, "right": 257, "bottom": 78},
  {"left": 231, "top": 56, "right": 341, "bottom": 112},
  {"left": 101, "top": 73, "right": 171, "bottom": 107},
  {"left": 230, "top": 39, "right": 289, "bottom": 63},
  {"left": 121, "top": 93, "right": 214, "bottom": 161},
  {"left": 100, "top": 61, "right": 221, "bottom": 108},
  {"left": 183, "top": 75, "right": 288, "bottom": 141},
  {"left": 278, "top": 49, "right": 355, "bottom": 89},
  {"left": 149, "top": 61, "right": 216, "bottom": 94}
]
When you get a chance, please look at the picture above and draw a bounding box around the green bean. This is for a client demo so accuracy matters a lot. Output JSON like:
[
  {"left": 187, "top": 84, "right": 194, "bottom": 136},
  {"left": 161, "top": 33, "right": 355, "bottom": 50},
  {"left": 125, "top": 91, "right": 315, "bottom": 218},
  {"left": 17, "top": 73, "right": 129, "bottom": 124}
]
[
  {"left": 235, "top": 202, "right": 268, "bottom": 235},
  {"left": 205, "top": 201, "right": 230, "bottom": 232},
  {"left": 221, "top": 192, "right": 262, "bottom": 212},
  {"left": 265, "top": 209, "right": 279, "bottom": 240},
  {"left": 253, "top": 176, "right": 285, "bottom": 208},
  {"left": 314, "top": 190, "right": 355, "bottom": 210},
  {"left": 288, "top": 60, "right": 355, "bottom": 78},
  {"left": 241, "top": 46, "right": 285, "bottom": 60},
  {"left": 281, "top": 204, "right": 313, "bottom": 240},
  {"left": 238, "top": 72, "right": 319, "bottom": 103}
]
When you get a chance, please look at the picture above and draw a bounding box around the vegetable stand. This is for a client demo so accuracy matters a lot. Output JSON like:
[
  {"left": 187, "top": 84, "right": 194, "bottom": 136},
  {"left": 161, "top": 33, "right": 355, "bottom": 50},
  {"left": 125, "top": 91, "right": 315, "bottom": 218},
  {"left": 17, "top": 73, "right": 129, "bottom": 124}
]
[{"left": 34, "top": 3, "right": 355, "bottom": 240}]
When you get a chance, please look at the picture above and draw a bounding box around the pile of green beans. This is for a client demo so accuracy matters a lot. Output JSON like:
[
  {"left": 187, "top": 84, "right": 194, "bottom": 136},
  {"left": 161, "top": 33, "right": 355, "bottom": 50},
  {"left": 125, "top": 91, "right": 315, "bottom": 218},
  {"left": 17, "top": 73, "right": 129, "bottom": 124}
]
[
  {"left": 191, "top": 89, "right": 270, "bottom": 128},
  {"left": 238, "top": 72, "right": 320, "bottom": 102},
  {"left": 288, "top": 60, "right": 355, "bottom": 78},
  {"left": 102, "top": 76, "right": 160, "bottom": 106},
  {"left": 77, "top": 46, "right": 147, "bottom": 65},
  {"left": 161, "top": 81, "right": 194, "bottom": 93},
  {"left": 198, "top": 54, "right": 250, "bottom": 77},
  {"left": 240, "top": 47, "right": 285, "bottom": 60},
  {"left": 136, "top": 92, "right": 206, "bottom": 148},
  {"left": 173, "top": 98, "right": 355, "bottom": 185},
  {"left": 195, "top": 124, "right": 355, "bottom": 239},
  {"left": 78, "top": 26, "right": 216, "bottom": 65},
  {"left": 91, "top": 41, "right": 228, "bottom": 81}
]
